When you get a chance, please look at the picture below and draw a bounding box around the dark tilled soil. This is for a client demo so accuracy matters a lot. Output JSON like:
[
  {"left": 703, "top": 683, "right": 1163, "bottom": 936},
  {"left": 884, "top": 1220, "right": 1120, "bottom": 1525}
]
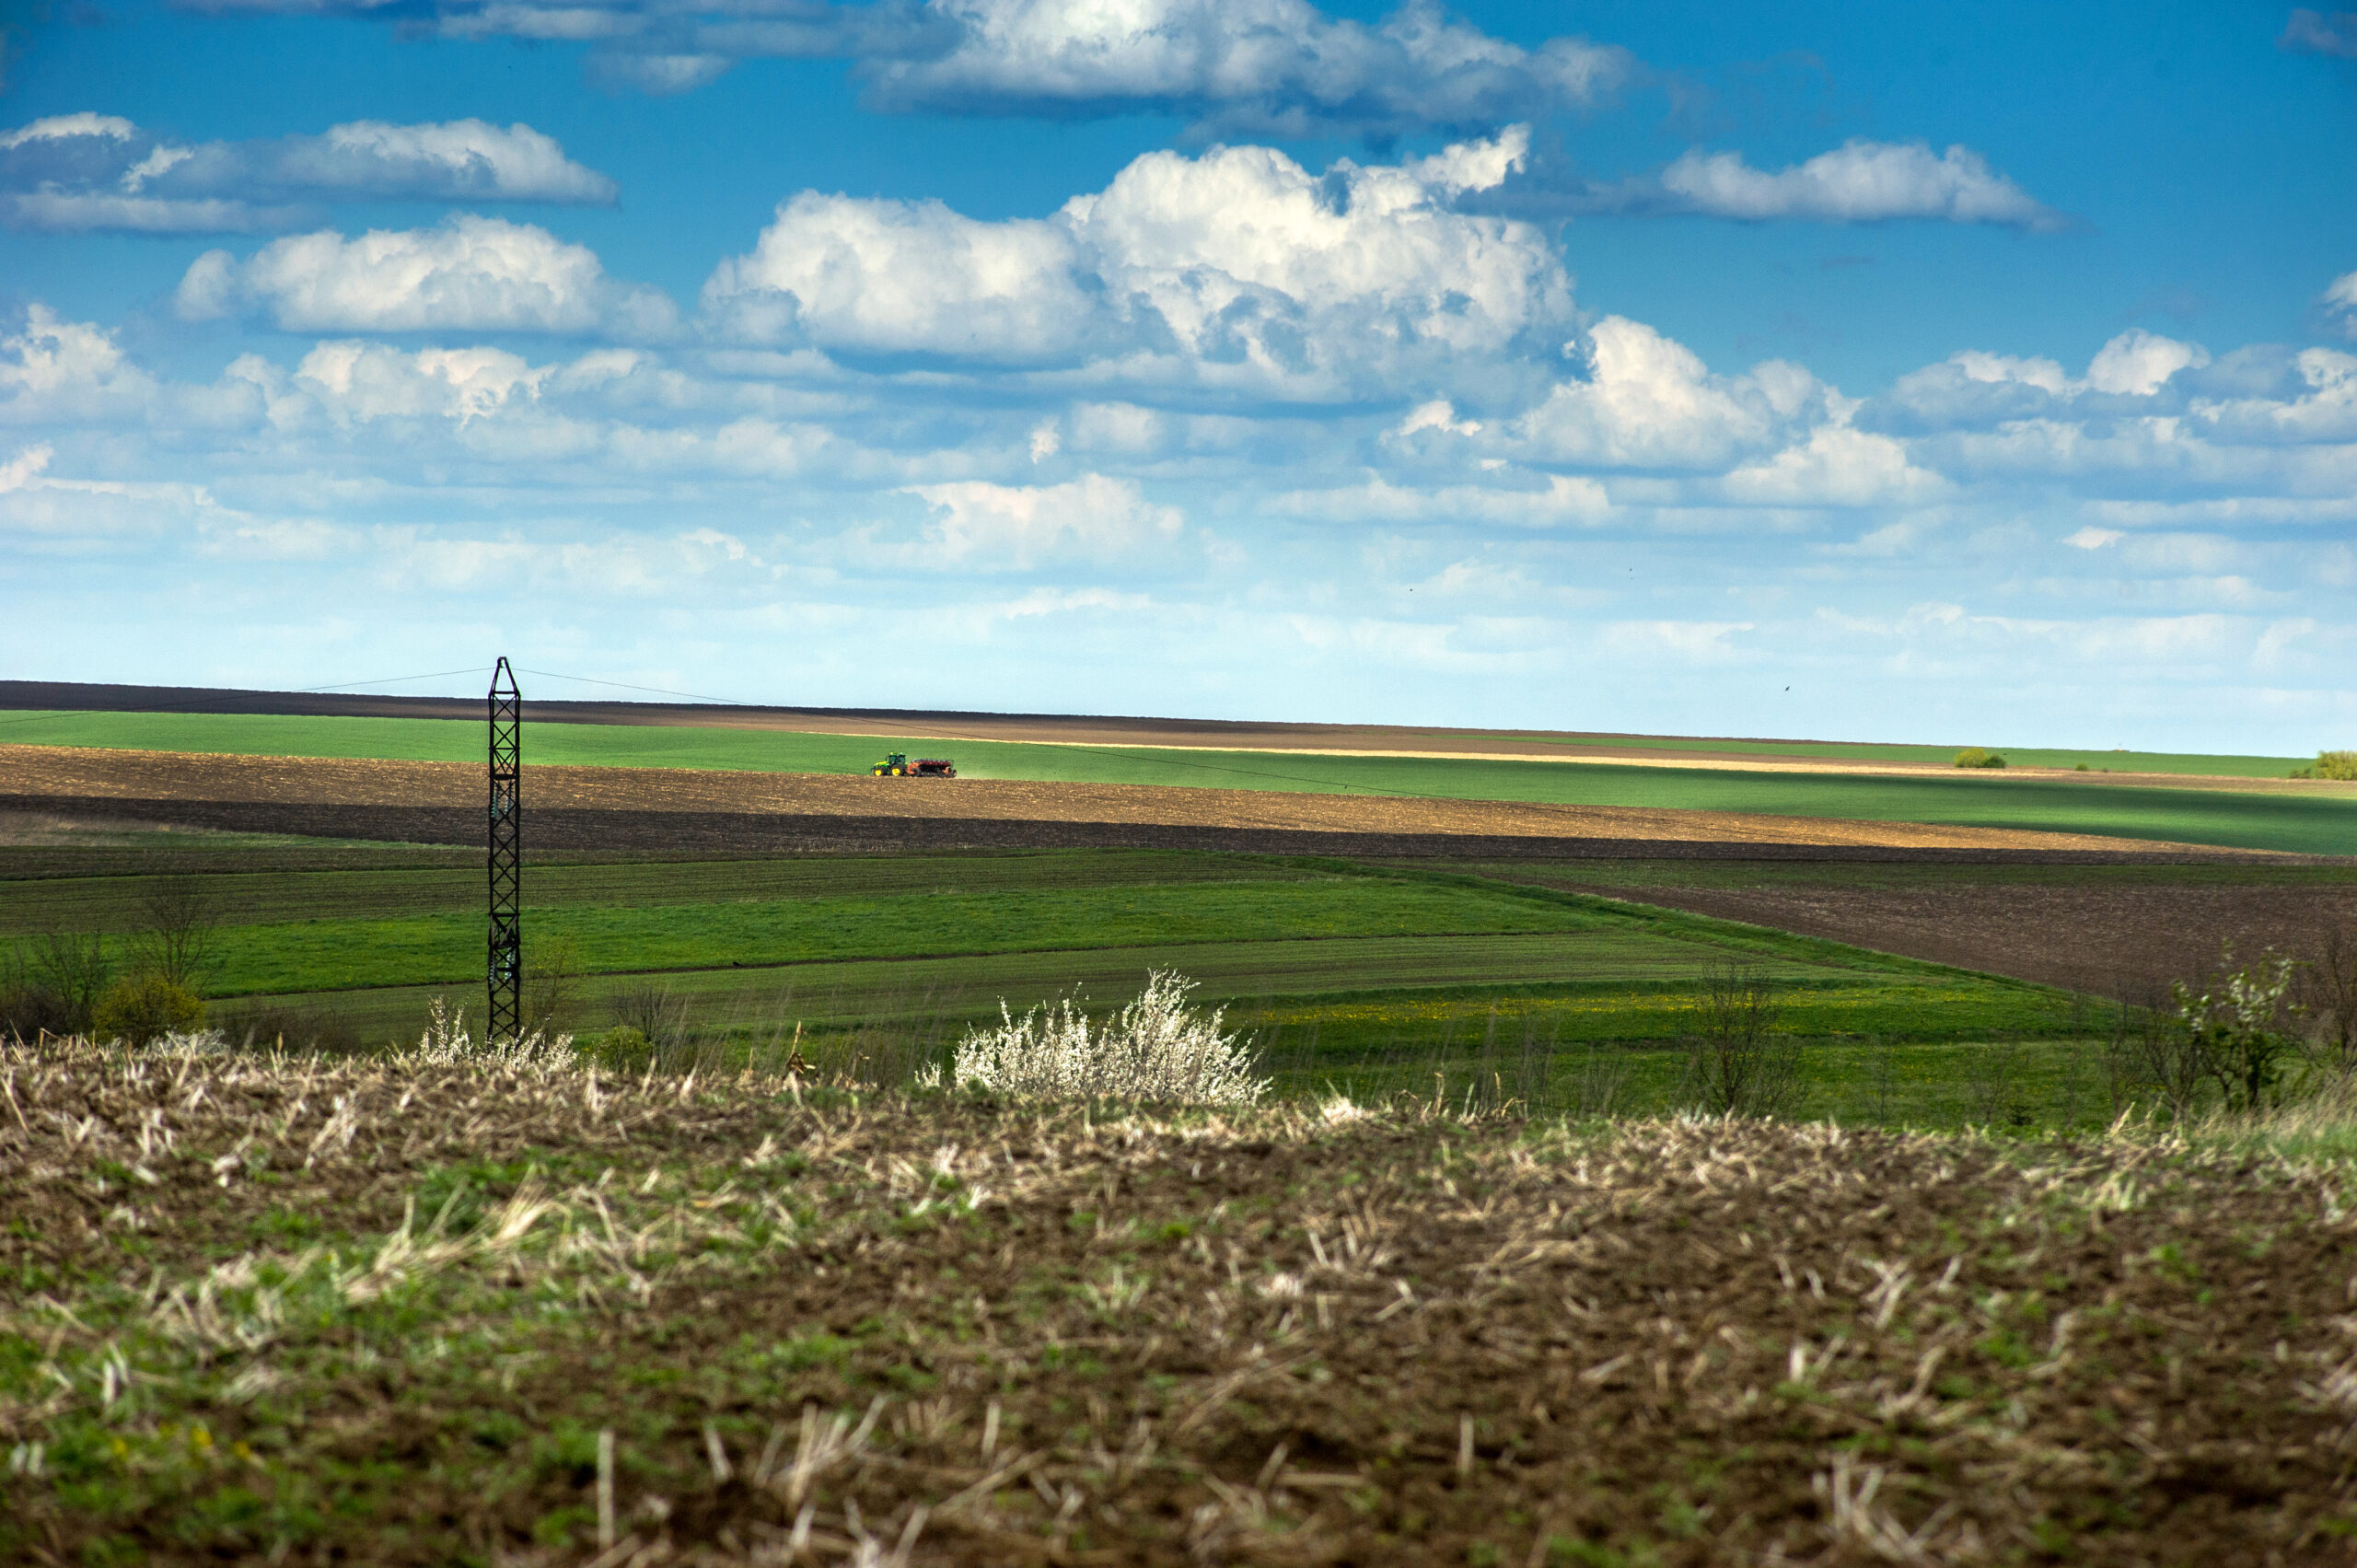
[
  {"left": 1527, "top": 877, "right": 2357, "bottom": 1000},
  {"left": 5, "top": 1042, "right": 2356, "bottom": 1565},
  {"left": 0, "top": 790, "right": 2283, "bottom": 868}
]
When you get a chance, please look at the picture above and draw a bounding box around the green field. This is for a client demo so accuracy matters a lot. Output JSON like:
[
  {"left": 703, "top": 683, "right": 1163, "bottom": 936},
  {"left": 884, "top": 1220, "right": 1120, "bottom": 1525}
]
[
  {"left": 1519, "top": 732, "right": 2310, "bottom": 777},
  {"left": 4, "top": 834, "right": 2124, "bottom": 1130},
  {"left": 6, "top": 708, "right": 2354, "bottom": 854}
]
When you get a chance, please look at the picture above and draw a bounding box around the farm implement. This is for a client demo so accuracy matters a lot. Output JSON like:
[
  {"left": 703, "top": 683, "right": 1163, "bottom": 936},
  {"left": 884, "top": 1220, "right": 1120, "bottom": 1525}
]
[{"left": 870, "top": 751, "right": 957, "bottom": 777}]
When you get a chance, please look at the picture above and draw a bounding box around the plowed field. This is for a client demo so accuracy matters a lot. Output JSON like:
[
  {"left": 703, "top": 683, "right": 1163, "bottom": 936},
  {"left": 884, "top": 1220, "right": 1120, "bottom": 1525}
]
[
  {"left": 4, "top": 1040, "right": 2353, "bottom": 1565},
  {"left": 1482, "top": 870, "right": 2357, "bottom": 1001},
  {"left": 0, "top": 743, "right": 2262, "bottom": 856}
]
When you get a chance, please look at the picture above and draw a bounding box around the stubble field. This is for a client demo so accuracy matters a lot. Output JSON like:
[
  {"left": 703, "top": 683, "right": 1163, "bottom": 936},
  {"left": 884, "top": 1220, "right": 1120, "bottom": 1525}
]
[{"left": 5, "top": 1040, "right": 2355, "bottom": 1566}]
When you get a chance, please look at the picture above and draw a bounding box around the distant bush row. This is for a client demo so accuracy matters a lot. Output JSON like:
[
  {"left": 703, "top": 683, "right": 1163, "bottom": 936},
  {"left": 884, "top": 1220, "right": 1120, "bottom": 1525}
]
[
  {"left": 1952, "top": 747, "right": 2006, "bottom": 769},
  {"left": 2290, "top": 749, "right": 2357, "bottom": 781}
]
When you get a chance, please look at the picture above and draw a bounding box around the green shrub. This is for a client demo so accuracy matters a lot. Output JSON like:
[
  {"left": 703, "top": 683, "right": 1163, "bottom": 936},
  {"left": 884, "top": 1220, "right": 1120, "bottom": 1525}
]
[
  {"left": 581, "top": 1025, "right": 654, "bottom": 1074},
  {"left": 1952, "top": 748, "right": 2007, "bottom": 769},
  {"left": 2312, "top": 750, "right": 2357, "bottom": 782},
  {"left": 91, "top": 974, "right": 206, "bottom": 1046}
]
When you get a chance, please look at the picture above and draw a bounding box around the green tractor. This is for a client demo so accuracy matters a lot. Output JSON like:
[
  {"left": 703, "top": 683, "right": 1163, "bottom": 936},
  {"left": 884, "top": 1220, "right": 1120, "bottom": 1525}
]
[{"left": 870, "top": 751, "right": 958, "bottom": 778}]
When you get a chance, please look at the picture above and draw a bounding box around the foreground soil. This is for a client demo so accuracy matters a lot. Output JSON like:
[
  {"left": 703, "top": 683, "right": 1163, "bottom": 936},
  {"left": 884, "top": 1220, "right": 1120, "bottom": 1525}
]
[
  {"left": 6, "top": 1040, "right": 2357, "bottom": 1565},
  {"left": 0, "top": 743, "right": 2258, "bottom": 857}
]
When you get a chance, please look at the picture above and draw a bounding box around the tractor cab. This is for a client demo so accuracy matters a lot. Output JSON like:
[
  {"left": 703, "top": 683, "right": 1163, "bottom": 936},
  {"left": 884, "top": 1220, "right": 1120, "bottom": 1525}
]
[{"left": 870, "top": 752, "right": 958, "bottom": 777}]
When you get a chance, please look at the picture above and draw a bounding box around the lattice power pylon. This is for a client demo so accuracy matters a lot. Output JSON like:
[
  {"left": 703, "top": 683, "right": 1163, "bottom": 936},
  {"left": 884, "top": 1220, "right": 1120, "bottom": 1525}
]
[{"left": 487, "top": 657, "right": 523, "bottom": 1042}]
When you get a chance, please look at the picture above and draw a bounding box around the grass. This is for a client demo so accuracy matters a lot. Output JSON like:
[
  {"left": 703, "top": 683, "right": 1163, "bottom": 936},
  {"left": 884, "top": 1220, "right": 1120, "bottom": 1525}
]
[
  {"left": 5, "top": 1038, "right": 2352, "bottom": 1565},
  {"left": 10, "top": 837, "right": 2327, "bottom": 1134},
  {"left": 9, "top": 708, "right": 2354, "bottom": 854}
]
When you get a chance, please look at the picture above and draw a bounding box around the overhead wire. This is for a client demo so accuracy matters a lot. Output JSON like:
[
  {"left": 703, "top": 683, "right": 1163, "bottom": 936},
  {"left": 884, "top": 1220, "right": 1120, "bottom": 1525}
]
[{"left": 0, "top": 666, "right": 499, "bottom": 733}]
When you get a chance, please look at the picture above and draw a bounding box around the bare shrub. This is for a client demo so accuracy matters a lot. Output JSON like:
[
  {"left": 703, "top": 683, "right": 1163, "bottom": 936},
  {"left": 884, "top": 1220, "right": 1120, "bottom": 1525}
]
[
  {"left": 2300, "top": 925, "right": 2357, "bottom": 1071},
  {"left": 609, "top": 981, "right": 691, "bottom": 1056},
  {"left": 0, "top": 949, "right": 73, "bottom": 1041},
  {"left": 2105, "top": 981, "right": 2207, "bottom": 1120},
  {"left": 28, "top": 928, "right": 112, "bottom": 1032},
  {"left": 1679, "top": 965, "right": 1800, "bottom": 1118},
  {"left": 134, "top": 875, "right": 221, "bottom": 993},
  {"left": 1961, "top": 1040, "right": 2036, "bottom": 1128},
  {"left": 521, "top": 937, "right": 583, "bottom": 1042},
  {"left": 1564, "top": 1042, "right": 1629, "bottom": 1118},
  {"left": 927, "top": 970, "right": 1265, "bottom": 1107}
]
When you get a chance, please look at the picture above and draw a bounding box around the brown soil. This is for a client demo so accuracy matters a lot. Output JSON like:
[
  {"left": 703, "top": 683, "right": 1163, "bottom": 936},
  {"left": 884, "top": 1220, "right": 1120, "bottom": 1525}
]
[
  {"left": 6, "top": 1041, "right": 2353, "bottom": 1566},
  {"left": 1528, "top": 877, "right": 2357, "bottom": 1000},
  {"left": 0, "top": 744, "right": 2270, "bottom": 858}
]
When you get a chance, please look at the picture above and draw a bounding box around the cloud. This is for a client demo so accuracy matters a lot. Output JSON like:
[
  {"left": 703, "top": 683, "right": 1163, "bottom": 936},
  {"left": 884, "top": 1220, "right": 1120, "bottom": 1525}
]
[
  {"left": 2325, "top": 269, "right": 2357, "bottom": 339},
  {"left": 2086, "top": 328, "right": 2210, "bottom": 396},
  {"left": 294, "top": 342, "right": 552, "bottom": 423},
  {"left": 1721, "top": 424, "right": 1947, "bottom": 507},
  {"left": 2282, "top": 8, "right": 2357, "bottom": 56},
  {"left": 858, "top": 0, "right": 1630, "bottom": 138},
  {"left": 1511, "top": 316, "right": 1820, "bottom": 470},
  {"left": 2064, "top": 527, "right": 2124, "bottom": 550},
  {"left": 1655, "top": 140, "right": 2062, "bottom": 229},
  {"left": 902, "top": 473, "right": 1183, "bottom": 566},
  {"left": 1864, "top": 331, "right": 2214, "bottom": 433},
  {"left": 0, "top": 306, "right": 159, "bottom": 422},
  {"left": 0, "top": 442, "right": 52, "bottom": 492},
  {"left": 0, "top": 112, "right": 137, "bottom": 149},
  {"left": 175, "top": 216, "right": 677, "bottom": 336},
  {"left": 1, "top": 113, "right": 615, "bottom": 234},
  {"left": 179, "top": 0, "right": 1629, "bottom": 133},
  {"left": 704, "top": 128, "right": 1572, "bottom": 395},
  {"left": 1276, "top": 472, "right": 1608, "bottom": 526}
]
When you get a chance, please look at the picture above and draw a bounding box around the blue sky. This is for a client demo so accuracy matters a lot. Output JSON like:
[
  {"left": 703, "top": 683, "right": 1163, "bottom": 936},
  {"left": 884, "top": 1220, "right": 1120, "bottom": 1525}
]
[{"left": 1, "top": 0, "right": 2352, "bottom": 750}]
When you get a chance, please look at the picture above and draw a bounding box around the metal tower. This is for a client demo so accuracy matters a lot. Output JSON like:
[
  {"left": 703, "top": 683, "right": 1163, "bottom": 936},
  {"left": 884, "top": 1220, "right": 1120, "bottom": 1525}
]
[{"left": 487, "top": 657, "right": 522, "bottom": 1042}]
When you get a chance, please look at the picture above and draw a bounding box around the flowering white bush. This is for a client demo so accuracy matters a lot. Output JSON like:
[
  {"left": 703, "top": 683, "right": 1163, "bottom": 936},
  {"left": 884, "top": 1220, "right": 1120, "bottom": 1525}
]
[
  {"left": 927, "top": 970, "right": 1266, "bottom": 1107},
  {"left": 408, "top": 996, "right": 578, "bottom": 1072}
]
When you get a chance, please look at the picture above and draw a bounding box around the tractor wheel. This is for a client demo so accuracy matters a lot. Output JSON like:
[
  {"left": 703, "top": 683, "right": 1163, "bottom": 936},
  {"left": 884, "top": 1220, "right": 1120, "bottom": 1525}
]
[{"left": 891, "top": 766, "right": 904, "bottom": 776}]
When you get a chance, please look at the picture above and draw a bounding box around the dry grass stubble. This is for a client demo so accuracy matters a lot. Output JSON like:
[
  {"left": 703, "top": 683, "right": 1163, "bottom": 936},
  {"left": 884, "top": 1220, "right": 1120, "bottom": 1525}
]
[{"left": 3, "top": 1042, "right": 2354, "bottom": 1563}]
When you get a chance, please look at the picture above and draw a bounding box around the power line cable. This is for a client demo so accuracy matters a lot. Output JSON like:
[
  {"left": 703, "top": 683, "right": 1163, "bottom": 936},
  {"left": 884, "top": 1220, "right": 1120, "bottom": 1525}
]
[{"left": 0, "top": 666, "right": 499, "bottom": 733}]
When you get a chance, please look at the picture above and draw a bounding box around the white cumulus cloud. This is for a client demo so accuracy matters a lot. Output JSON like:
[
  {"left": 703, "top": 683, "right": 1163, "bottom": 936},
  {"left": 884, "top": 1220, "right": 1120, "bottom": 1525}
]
[
  {"left": 1511, "top": 316, "right": 1819, "bottom": 470},
  {"left": 2086, "top": 329, "right": 2210, "bottom": 397},
  {"left": 295, "top": 342, "right": 552, "bottom": 423},
  {"left": 904, "top": 473, "right": 1183, "bottom": 566},
  {"left": 175, "top": 216, "right": 676, "bottom": 336},
  {"left": 1, "top": 113, "right": 615, "bottom": 234},
  {"left": 1722, "top": 424, "right": 1947, "bottom": 508},
  {"left": 704, "top": 128, "right": 1570, "bottom": 395},
  {"left": 1658, "top": 139, "right": 2061, "bottom": 229}
]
